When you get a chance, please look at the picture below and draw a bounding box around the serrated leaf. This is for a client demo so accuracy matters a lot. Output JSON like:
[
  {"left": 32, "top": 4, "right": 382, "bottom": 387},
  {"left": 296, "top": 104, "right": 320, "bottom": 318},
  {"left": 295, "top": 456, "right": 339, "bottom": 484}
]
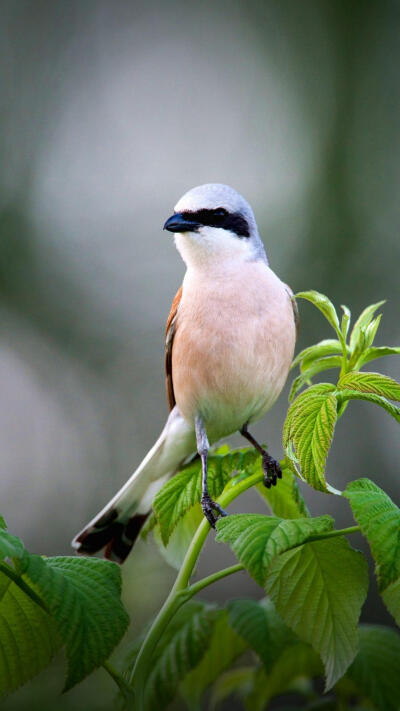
[
  {"left": 143, "top": 602, "right": 218, "bottom": 711},
  {"left": 344, "top": 479, "right": 400, "bottom": 591},
  {"left": 244, "top": 642, "right": 323, "bottom": 711},
  {"left": 358, "top": 346, "right": 400, "bottom": 368},
  {"left": 346, "top": 625, "right": 400, "bottom": 711},
  {"left": 338, "top": 371, "right": 400, "bottom": 401},
  {"left": 381, "top": 580, "right": 400, "bottom": 627},
  {"left": 344, "top": 478, "right": 400, "bottom": 625},
  {"left": 256, "top": 465, "right": 310, "bottom": 519},
  {"left": 25, "top": 555, "right": 129, "bottom": 690},
  {"left": 216, "top": 513, "right": 334, "bottom": 586},
  {"left": 266, "top": 537, "right": 368, "bottom": 689},
  {"left": 227, "top": 598, "right": 295, "bottom": 669},
  {"left": 283, "top": 384, "right": 339, "bottom": 493},
  {"left": 0, "top": 576, "right": 60, "bottom": 697},
  {"left": 350, "top": 301, "right": 385, "bottom": 351},
  {"left": 283, "top": 383, "right": 335, "bottom": 448},
  {"left": 153, "top": 447, "right": 260, "bottom": 545},
  {"left": 296, "top": 291, "right": 342, "bottom": 337},
  {"left": 337, "top": 389, "right": 400, "bottom": 423},
  {"left": 291, "top": 339, "right": 344, "bottom": 371},
  {"left": 289, "top": 356, "right": 342, "bottom": 402},
  {"left": 179, "top": 609, "right": 247, "bottom": 709}
]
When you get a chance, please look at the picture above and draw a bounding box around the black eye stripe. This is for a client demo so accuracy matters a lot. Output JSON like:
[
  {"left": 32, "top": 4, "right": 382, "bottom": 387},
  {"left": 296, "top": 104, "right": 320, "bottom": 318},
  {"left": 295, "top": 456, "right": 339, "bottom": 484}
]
[{"left": 180, "top": 209, "right": 250, "bottom": 238}]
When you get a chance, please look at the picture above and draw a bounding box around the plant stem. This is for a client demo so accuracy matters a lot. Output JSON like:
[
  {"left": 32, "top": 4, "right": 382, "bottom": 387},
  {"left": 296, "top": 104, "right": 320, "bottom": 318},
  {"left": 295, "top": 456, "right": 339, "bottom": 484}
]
[
  {"left": 103, "top": 660, "right": 134, "bottom": 701},
  {"left": 0, "top": 560, "right": 49, "bottom": 613},
  {"left": 185, "top": 563, "right": 245, "bottom": 598},
  {"left": 130, "top": 460, "right": 361, "bottom": 708},
  {"left": 130, "top": 470, "right": 263, "bottom": 706}
]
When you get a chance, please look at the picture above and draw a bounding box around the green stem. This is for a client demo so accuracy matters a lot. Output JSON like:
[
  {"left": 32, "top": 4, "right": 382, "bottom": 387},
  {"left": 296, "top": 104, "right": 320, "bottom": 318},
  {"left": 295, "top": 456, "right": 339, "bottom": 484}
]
[
  {"left": 103, "top": 660, "right": 134, "bottom": 701},
  {"left": 186, "top": 563, "right": 245, "bottom": 598},
  {"left": 130, "top": 471, "right": 263, "bottom": 706},
  {"left": 0, "top": 560, "right": 49, "bottom": 613}
]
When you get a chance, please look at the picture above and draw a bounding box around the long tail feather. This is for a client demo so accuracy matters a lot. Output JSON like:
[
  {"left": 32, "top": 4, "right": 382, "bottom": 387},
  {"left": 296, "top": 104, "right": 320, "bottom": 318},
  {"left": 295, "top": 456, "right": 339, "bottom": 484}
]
[{"left": 72, "top": 407, "right": 195, "bottom": 562}]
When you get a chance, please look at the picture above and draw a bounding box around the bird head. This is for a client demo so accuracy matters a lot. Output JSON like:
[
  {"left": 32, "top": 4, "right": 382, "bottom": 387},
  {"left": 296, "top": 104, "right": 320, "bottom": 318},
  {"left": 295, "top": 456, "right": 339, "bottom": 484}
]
[{"left": 163, "top": 184, "right": 267, "bottom": 268}]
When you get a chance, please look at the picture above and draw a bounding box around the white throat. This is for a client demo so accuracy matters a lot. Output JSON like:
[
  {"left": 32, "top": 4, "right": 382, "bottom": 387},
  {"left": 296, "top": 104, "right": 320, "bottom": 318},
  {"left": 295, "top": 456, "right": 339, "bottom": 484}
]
[{"left": 174, "top": 226, "right": 258, "bottom": 271}]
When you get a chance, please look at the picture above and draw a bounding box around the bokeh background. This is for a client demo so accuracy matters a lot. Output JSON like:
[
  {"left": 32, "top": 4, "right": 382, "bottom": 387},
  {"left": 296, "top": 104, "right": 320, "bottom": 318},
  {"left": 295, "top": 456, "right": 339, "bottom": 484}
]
[{"left": 1, "top": 1, "right": 399, "bottom": 709}]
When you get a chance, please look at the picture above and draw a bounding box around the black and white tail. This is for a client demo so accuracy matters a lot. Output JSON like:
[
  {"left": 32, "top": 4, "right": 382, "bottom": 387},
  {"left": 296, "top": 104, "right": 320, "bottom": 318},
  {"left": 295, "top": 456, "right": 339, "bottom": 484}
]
[{"left": 72, "top": 407, "right": 195, "bottom": 563}]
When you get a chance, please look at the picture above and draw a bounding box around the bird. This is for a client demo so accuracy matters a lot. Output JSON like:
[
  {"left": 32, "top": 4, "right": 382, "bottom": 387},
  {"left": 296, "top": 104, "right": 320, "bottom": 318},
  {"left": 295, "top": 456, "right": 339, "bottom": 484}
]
[{"left": 72, "top": 183, "right": 298, "bottom": 563}]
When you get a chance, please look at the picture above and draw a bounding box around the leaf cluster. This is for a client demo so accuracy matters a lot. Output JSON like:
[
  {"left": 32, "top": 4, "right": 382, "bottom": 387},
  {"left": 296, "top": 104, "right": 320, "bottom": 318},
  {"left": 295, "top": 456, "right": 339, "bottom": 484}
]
[
  {"left": 0, "top": 516, "right": 129, "bottom": 697},
  {"left": 3, "top": 291, "right": 400, "bottom": 711},
  {"left": 284, "top": 291, "right": 400, "bottom": 493},
  {"left": 128, "top": 292, "right": 400, "bottom": 710}
]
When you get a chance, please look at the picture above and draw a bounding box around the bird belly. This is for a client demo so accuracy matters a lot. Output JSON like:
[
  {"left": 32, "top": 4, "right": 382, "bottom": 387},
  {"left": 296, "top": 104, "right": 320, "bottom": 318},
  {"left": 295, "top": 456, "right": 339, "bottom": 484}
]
[{"left": 171, "top": 265, "right": 296, "bottom": 441}]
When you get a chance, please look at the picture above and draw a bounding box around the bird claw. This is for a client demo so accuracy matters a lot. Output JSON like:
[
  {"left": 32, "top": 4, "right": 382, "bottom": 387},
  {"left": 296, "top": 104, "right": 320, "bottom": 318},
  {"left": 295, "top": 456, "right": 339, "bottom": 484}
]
[
  {"left": 201, "top": 494, "right": 227, "bottom": 528},
  {"left": 262, "top": 453, "right": 282, "bottom": 488}
]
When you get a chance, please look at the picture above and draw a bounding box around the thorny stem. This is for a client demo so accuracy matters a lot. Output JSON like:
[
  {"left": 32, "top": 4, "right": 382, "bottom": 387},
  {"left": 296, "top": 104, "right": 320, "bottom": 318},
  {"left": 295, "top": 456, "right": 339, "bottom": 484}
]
[{"left": 129, "top": 468, "right": 362, "bottom": 708}]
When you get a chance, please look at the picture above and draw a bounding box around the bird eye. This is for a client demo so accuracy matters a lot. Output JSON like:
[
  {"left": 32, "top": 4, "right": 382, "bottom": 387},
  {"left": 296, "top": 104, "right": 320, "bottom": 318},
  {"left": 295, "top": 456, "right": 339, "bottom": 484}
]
[{"left": 213, "top": 208, "right": 228, "bottom": 218}]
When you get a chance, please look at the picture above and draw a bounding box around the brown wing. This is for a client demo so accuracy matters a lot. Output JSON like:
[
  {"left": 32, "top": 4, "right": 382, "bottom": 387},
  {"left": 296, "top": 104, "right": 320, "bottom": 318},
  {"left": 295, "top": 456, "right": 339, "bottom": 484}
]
[
  {"left": 165, "top": 286, "right": 183, "bottom": 411},
  {"left": 285, "top": 285, "right": 300, "bottom": 339}
]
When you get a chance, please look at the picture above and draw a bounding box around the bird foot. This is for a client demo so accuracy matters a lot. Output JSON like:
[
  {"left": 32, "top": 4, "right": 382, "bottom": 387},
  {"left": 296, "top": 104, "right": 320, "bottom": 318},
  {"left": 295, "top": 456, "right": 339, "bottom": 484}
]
[
  {"left": 201, "top": 493, "right": 228, "bottom": 528},
  {"left": 262, "top": 453, "right": 282, "bottom": 488}
]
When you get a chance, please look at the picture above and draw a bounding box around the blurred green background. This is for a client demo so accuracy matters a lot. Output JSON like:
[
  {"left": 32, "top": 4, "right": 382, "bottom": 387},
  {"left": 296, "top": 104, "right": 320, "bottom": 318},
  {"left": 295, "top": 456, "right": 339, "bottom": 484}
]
[{"left": 1, "top": 0, "right": 399, "bottom": 709}]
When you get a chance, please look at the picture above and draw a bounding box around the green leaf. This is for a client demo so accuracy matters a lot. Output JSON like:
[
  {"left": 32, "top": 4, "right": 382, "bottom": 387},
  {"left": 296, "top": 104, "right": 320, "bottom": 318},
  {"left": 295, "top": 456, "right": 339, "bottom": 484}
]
[
  {"left": 340, "top": 305, "right": 351, "bottom": 340},
  {"left": 266, "top": 537, "right": 368, "bottom": 689},
  {"left": 363, "top": 314, "right": 382, "bottom": 348},
  {"left": 153, "top": 447, "right": 260, "bottom": 545},
  {"left": 143, "top": 602, "right": 218, "bottom": 711},
  {"left": 291, "top": 339, "right": 344, "bottom": 371},
  {"left": 381, "top": 580, "right": 400, "bottom": 627},
  {"left": 256, "top": 465, "right": 310, "bottom": 519},
  {"left": 337, "top": 389, "right": 400, "bottom": 423},
  {"left": 0, "top": 516, "right": 6, "bottom": 530},
  {"left": 346, "top": 625, "right": 400, "bottom": 711},
  {"left": 0, "top": 576, "right": 60, "bottom": 697},
  {"left": 210, "top": 667, "right": 255, "bottom": 711},
  {"left": 349, "top": 316, "right": 383, "bottom": 369},
  {"left": 152, "top": 506, "right": 203, "bottom": 570},
  {"left": 0, "top": 529, "right": 27, "bottom": 566},
  {"left": 227, "top": 598, "right": 295, "bottom": 668},
  {"left": 289, "top": 356, "right": 342, "bottom": 402},
  {"left": 344, "top": 479, "right": 400, "bottom": 591},
  {"left": 338, "top": 371, "right": 400, "bottom": 401},
  {"left": 244, "top": 643, "right": 323, "bottom": 711},
  {"left": 350, "top": 301, "right": 385, "bottom": 351},
  {"left": 179, "top": 609, "right": 247, "bottom": 709},
  {"left": 357, "top": 345, "right": 400, "bottom": 368},
  {"left": 283, "top": 384, "right": 339, "bottom": 493},
  {"left": 296, "top": 291, "right": 341, "bottom": 337},
  {"left": 344, "top": 478, "right": 400, "bottom": 624},
  {"left": 25, "top": 555, "right": 129, "bottom": 690},
  {"left": 216, "top": 513, "right": 334, "bottom": 586}
]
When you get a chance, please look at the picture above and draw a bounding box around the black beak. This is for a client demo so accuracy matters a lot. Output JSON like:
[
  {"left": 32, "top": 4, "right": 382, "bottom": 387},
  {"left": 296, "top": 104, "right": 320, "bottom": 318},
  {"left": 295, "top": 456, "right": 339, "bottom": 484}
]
[{"left": 163, "top": 213, "right": 201, "bottom": 233}]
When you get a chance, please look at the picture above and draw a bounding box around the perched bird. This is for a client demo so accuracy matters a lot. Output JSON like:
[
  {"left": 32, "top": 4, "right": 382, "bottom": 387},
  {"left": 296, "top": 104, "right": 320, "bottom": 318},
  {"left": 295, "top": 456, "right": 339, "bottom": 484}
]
[{"left": 72, "top": 184, "right": 298, "bottom": 562}]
